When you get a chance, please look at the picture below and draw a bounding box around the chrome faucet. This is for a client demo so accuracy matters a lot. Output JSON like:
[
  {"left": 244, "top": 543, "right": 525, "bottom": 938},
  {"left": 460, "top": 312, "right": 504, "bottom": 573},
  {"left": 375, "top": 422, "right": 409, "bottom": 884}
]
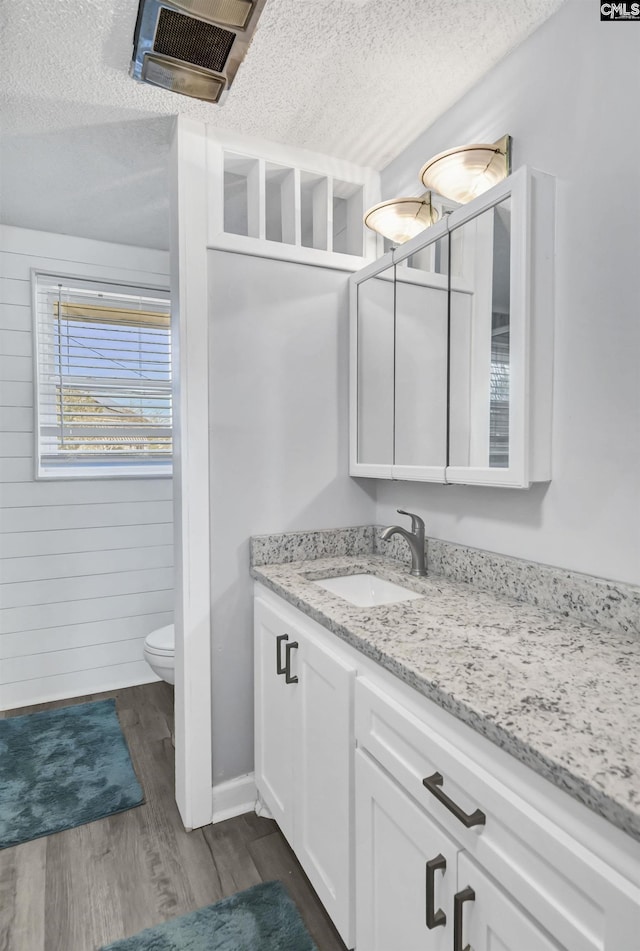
[{"left": 381, "top": 509, "right": 427, "bottom": 577}]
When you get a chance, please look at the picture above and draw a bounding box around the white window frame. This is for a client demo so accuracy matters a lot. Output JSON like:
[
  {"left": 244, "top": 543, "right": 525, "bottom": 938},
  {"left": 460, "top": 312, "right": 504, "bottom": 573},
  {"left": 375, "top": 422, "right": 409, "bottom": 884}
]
[{"left": 32, "top": 270, "right": 173, "bottom": 480}]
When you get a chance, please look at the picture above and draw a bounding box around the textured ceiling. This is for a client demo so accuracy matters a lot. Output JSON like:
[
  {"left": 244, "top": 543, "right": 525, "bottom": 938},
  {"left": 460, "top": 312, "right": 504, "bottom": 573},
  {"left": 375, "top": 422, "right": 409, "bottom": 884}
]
[{"left": 0, "top": 0, "right": 565, "bottom": 249}]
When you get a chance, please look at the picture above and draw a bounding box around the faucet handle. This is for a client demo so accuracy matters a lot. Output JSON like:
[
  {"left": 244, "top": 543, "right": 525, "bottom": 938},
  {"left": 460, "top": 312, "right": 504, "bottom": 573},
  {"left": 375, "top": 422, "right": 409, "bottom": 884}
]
[{"left": 397, "top": 509, "right": 425, "bottom": 535}]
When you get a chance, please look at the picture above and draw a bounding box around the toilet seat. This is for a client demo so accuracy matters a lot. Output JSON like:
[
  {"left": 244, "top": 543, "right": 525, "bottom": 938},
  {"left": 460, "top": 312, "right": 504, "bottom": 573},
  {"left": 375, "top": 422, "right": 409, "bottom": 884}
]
[
  {"left": 144, "top": 624, "right": 174, "bottom": 656},
  {"left": 143, "top": 623, "right": 175, "bottom": 685}
]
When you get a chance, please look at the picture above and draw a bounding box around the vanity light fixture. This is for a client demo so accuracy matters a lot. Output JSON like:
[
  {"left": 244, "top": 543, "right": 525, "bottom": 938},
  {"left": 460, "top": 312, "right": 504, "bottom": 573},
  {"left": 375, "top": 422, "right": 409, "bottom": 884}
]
[
  {"left": 419, "top": 135, "right": 511, "bottom": 204},
  {"left": 363, "top": 192, "right": 439, "bottom": 244}
]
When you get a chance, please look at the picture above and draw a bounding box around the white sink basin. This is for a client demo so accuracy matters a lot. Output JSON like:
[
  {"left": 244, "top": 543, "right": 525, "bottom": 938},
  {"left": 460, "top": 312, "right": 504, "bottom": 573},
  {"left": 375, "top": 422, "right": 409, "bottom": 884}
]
[{"left": 313, "top": 573, "right": 423, "bottom": 607}]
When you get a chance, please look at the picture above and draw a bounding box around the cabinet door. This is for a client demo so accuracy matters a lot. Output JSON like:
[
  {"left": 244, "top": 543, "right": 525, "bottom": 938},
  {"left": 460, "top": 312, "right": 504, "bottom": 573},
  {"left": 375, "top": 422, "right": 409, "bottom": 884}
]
[
  {"left": 447, "top": 196, "right": 520, "bottom": 483},
  {"left": 457, "top": 852, "right": 561, "bottom": 951},
  {"left": 254, "top": 598, "right": 297, "bottom": 841},
  {"left": 445, "top": 167, "right": 555, "bottom": 488},
  {"left": 295, "top": 630, "right": 356, "bottom": 947},
  {"left": 393, "top": 253, "right": 448, "bottom": 482},
  {"left": 355, "top": 749, "right": 460, "bottom": 951},
  {"left": 353, "top": 262, "right": 395, "bottom": 476}
]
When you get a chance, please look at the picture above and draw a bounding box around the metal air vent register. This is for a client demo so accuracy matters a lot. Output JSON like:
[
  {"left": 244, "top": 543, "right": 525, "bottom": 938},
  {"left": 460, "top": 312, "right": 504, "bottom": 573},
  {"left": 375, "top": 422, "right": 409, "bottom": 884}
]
[{"left": 130, "top": 0, "right": 267, "bottom": 103}]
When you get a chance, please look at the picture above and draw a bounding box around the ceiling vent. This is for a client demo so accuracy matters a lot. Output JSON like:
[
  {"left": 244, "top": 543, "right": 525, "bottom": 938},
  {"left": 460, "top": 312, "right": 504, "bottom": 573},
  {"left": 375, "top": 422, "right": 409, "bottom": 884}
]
[{"left": 130, "top": 0, "right": 267, "bottom": 103}]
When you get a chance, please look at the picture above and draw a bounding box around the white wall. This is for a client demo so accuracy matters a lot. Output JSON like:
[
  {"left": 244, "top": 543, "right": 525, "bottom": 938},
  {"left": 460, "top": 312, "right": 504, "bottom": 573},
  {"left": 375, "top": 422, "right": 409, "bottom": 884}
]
[
  {"left": 208, "top": 251, "right": 375, "bottom": 783},
  {"left": 0, "top": 117, "right": 172, "bottom": 252},
  {"left": 0, "top": 226, "right": 174, "bottom": 709},
  {"left": 376, "top": 0, "right": 640, "bottom": 586}
]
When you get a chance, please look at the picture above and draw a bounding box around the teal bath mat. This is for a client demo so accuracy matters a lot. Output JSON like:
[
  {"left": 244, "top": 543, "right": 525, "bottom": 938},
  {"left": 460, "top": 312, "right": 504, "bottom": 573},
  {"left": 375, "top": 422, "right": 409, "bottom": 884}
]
[
  {"left": 0, "top": 698, "right": 143, "bottom": 849},
  {"left": 100, "top": 881, "right": 318, "bottom": 951}
]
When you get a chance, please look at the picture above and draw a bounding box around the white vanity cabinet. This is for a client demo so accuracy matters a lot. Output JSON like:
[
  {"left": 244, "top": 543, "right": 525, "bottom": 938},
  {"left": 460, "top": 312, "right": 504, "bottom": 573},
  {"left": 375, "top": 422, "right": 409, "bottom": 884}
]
[
  {"left": 354, "top": 676, "right": 640, "bottom": 951},
  {"left": 254, "top": 592, "right": 356, "bottom": 947},
  {"left": 355, "top": 750, "right": 560, "bottom": 951},
  {"left": 254, "top": 595, "right": 297, "bottom": 840},
  {"left": 457, "top": 853, "right": 561, "bottom": 951},
  {"left": 355, "top": 748, "right": 462, "bottom": 951},
  {"left": 254, "top": 587, "right": 640, "bottom": 951},
  {"left": 350, "top": 166, "right": 555, "bottom": 488}
]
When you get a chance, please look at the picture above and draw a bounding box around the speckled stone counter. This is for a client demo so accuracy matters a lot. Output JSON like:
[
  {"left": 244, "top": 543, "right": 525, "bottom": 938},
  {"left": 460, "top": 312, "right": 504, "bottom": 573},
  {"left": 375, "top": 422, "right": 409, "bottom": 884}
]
[
  {"left": 251, "top": 525, "right": 640, "bottom": 636},
  {"left": 251, "top": 552, "right": 640, "bottom": 842}
]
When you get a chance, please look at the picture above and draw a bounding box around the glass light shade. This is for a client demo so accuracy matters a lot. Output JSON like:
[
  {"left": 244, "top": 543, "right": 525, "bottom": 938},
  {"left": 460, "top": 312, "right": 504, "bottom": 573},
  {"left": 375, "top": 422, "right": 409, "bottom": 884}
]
[
  {"left": 363, "top": 194, "right": 439, "bottom": 244},
  {"left": 420, "top": 136, "right": 511, "bottom": 204}
]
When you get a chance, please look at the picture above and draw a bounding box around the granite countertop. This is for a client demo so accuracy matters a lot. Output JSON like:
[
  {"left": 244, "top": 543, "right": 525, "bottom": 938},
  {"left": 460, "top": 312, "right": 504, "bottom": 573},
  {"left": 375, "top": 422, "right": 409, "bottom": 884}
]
[{"left": 251, "top": 553, "right": 640, "bottom": 842}]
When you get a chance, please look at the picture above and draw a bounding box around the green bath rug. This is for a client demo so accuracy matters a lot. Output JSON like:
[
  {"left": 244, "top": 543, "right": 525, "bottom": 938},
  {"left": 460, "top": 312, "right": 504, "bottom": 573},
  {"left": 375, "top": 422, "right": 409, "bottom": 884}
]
[
  {"left": 100, "top": 880, "right": 319, "bottom": 951},
  {"left": 0, "top": 698, "right": 143, "bottom": 849}
]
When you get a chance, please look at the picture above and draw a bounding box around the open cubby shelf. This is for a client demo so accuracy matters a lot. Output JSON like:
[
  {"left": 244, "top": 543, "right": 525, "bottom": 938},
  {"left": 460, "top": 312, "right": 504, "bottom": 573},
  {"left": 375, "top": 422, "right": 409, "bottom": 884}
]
[{"left": 222, "top": 149, "right": 366, "bottom": 258}]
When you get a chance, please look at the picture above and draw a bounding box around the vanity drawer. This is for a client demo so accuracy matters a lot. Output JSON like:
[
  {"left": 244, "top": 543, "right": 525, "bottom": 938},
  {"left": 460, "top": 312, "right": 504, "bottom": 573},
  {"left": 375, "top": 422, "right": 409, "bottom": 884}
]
[{"left": 355, "top": 676, "right": 640, "bottom": 951}]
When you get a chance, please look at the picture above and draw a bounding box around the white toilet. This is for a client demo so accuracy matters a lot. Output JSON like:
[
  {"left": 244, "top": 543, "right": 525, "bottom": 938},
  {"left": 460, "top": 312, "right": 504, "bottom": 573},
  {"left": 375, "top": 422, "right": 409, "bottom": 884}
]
[{"left": 143, "top": 624, "right": 175, "bottom": 685}]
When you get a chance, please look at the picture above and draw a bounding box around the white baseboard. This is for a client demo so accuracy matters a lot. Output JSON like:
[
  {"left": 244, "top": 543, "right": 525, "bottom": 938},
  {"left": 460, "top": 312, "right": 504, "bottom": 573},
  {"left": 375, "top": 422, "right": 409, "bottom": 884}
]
[
  {"left": 1, "top": 663, "right": 160, "bottom": 712},
  {"left": 211, "top": 772, "right": 257, "bottom": 824},
  {"left": 255, "top": 794, "right": 274, "bottom": 821}
]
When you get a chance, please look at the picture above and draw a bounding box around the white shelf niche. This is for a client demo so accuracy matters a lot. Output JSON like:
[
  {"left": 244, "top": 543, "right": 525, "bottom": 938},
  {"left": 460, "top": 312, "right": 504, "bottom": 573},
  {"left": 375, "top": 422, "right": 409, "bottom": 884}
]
[
  {"left": 208, "top": 132, "right": 380, "bottom": 269},
  {"left": 332, "top": 179, "right": 364, "bottom": 257},
  {"left": 223, "top": 152, "right": 262, "bottom": 238},
  {"left": 265, "top": 162, "right": 298, "bottom": 245},
  {"left": 300, "top": 171, "right": 329, "bottom": 251}
]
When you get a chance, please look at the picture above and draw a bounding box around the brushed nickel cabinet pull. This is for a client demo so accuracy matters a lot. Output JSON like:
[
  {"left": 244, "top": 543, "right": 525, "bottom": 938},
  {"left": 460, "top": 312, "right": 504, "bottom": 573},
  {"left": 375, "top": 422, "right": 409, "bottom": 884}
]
[
  {"left": 422, "top": 772, "right": 486, "bottom": 828},
  {"left": 425, "top": 853, "right": 446, "bottom": 929}
]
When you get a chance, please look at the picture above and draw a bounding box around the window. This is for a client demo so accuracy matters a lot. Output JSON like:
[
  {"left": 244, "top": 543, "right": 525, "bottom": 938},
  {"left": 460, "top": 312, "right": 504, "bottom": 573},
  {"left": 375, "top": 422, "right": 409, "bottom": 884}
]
[{"left": 33, "top": 273, "right": 172, "bottom": 479}]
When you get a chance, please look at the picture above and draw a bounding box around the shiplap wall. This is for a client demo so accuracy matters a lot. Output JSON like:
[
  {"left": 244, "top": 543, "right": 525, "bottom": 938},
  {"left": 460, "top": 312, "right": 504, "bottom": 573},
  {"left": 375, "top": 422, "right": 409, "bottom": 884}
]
[{"left": 0, "top": 225, "right": 173, "bottom": 710}]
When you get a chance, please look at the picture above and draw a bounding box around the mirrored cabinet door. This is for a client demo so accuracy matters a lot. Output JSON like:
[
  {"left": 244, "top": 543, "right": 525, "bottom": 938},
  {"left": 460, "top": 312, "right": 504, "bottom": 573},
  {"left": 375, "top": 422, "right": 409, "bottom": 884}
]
[
  {"left": 355, "top": 263, "right": 395, "bottom": 473},
  {"left": 444, "top": 166, "right": 555, "bottom": 488},
  {"left": 393, "top": 236, "right": 448, "bottom": 479},
  {"left": 449, "top": 197, "right": 512, "bottom": 470}
]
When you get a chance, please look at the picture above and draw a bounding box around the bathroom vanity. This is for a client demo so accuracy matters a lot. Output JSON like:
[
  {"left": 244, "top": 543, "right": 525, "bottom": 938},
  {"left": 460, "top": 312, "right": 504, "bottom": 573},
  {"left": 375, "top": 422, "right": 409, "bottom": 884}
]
[{"left": 251, "top": 535, "right": 640, "bottom": 951}]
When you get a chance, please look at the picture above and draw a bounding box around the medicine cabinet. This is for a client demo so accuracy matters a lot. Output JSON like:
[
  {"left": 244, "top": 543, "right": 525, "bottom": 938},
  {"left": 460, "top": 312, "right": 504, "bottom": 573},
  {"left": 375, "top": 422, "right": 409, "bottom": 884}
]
[{"left": 349, "top": 166, "right": 554, "bottom": 488}]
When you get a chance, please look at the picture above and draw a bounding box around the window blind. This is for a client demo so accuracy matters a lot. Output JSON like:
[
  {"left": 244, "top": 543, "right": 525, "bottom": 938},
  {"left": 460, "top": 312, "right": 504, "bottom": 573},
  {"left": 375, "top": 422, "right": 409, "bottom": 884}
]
[
  {"left": 489, "top": 320, "right": 510, "bottom": 468},
  {"left": 34, "top": 274, "right": 172, "bottom": 476}
]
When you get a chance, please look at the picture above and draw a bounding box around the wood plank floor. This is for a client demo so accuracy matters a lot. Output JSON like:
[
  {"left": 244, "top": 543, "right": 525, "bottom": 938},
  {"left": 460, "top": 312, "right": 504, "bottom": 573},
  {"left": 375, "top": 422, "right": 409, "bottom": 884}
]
[{"left": 0, "top": 682, "right": 348, "bottom": 951}]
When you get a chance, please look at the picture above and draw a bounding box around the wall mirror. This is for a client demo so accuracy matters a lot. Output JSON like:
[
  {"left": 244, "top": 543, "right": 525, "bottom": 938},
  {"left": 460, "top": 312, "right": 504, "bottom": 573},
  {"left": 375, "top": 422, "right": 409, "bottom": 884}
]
[
  {"left": 449, "top": 197, "right": 511, "bottom": 471},
  {"left": 352, "top": 221, "right": 450, "bottom": 482},
  {"left": 350, "top": 167, "right": 554, "bottom": 488},
  {"left": 356, "top": 262, "right": 395, "bottom": 468},
  {"left": 394, "top": 236, "right": 448, "bottom": 476}
]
